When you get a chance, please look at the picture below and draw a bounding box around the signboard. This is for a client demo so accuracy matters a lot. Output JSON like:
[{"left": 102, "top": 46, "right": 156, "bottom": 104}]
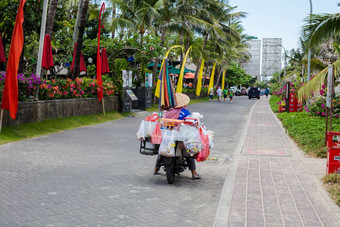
[
  {"left": 122, "top": 70, "right": 128, "bottom": 87},
  {"left": 145, "top": 73, "right": 153, "bottom": 88},
  {"left": 126, "top": 89, "right": 138, "bottom": 101},
  {"left": 326, "top": 66, "right": 333, "bottom": 108},
  {"left": 129, "top": 71, "right": 133, "bottom": 87}
]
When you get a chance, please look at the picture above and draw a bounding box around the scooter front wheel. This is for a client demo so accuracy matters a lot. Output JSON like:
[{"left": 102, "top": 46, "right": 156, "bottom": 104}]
[{"left": 166, "top": 162, "right": 175, "bottom": 184}]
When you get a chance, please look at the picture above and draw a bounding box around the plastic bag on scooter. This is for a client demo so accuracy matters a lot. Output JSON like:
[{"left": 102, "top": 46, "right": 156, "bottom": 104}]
[
  {"left": 196, "top": 128, "right": 210, "bottom": 162},
  {"left": 183, "top": 130, "right": 202, "bottom": 157},
  {"left": 136, "top": 120, "right": 145, "bottom": 141},
  {"left": 145, "top": 121, "right": 153, "bottom": 137},
  {"left": 151, "top": 122, "right": 162, "bottom": 144},
  {"left": 159, "top": 130, "right": 176, "bottom": 157}
]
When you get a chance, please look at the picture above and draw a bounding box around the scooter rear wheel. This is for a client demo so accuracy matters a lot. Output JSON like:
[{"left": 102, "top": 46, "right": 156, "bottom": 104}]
[{"left": 166, "top": 162, "right": 175, "bottom": 184}]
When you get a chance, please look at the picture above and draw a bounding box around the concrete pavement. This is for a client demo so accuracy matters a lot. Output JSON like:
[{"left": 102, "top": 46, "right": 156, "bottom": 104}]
[{"left": 214, "top": 97, "right": 340, "bottom": 227}]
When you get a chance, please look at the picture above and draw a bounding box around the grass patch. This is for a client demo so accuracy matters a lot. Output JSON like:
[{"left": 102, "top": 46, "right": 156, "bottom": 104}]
[
  {"left": 323, "top": 173, "right": 340, "bottom": 206},
  {"left": 277, "top": 112, "right": 340, "bottom": 158},
  {"left": 0, "top": 111, "right": 128, "bottom": 145},
  {"left": 146, "top": 96, "right": 210, "bottom": 112},
  {"left": 269, "top": 95, "right": 281, "bottom": 113}
]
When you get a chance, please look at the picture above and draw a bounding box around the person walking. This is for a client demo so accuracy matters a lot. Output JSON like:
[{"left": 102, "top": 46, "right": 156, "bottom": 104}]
[
  {"left": 223, "top": 87, "right": 228, "bottom": 102},
  {"left": 216, "top": 86, "right": 222, "bottom": 102},
  {"left": 228, "top": 89, "right": 233, "bottom": 103},
  {"left": 265, "top": 87, "right": 270, "bottom": 98},
  {"left": 209, "top": 87, "right": 214, "bottom": 102}
]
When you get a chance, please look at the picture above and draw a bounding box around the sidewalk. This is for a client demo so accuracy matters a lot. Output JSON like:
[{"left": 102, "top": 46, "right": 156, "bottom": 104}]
[{"left": 214, "top": 97, "right": 340, "bottom": 227}]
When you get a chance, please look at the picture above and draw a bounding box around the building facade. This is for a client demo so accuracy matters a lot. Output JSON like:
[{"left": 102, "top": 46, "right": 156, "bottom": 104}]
[
  {"left": 241, "top": 40, "right": 261, "bottom": 81},
  {"left": 261, "top": 38, "right": 282, "bottom": 81}
]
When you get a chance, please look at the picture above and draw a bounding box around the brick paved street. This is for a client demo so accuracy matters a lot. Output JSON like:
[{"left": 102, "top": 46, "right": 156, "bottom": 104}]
[
  {"left": 216, "top": 98, "right": 340, "bottom": 227},
  {"left": 0, "top": 97, "right": 254, "bottom": 226}
]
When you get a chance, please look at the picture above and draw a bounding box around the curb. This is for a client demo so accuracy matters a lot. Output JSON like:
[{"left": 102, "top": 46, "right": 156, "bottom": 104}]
[{"left": 213, "top": 100, "right": 258, "bottom": 226}]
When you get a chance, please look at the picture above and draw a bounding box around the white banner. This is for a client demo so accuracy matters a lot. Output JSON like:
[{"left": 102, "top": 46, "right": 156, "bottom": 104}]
[{"left": 326, "top": 66, "right": 333, "bottom": 108}]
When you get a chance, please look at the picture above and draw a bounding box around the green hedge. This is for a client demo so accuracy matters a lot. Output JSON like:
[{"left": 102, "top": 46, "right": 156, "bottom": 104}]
[
  {"left": 269, "top": 95, "right": 281, "bottom": 113},
  {"left": 277, "top": 112, "right": 340, "bottom": 157}
]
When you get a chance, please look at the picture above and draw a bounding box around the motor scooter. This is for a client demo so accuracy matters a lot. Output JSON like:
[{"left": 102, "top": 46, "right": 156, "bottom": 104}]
[{"left": 140, "top": 138, "right": 195, "bottom": 184}]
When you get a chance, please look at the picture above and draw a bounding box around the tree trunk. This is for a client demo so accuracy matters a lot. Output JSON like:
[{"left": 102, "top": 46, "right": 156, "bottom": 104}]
[
  {"left": 202, "top": 61, "right": 209, "bottom": 87},
  {"left": 72, "top": 0, "right": 89, "bottom": 79},
  {"left": 72, "top": 0, "right": 84, "bottom": 45},
  {"left": 152, "top": 59, "right": 159, "bottom": 88},
  {"left": 179, "top": 35, "right": 184, "bottom": 73},
  {"left": 45, "top": 0, "right": 58, "bottom": 36},
  {"left": 185, "top": 35, "right": 190, "bottom": 53},
  {"left": 215, "top": 66, "right": 223, "bottom": 87},
  {"left": 160, "top": 27, "right": 166, "bottom": 47},
  {"left": 193, "top": 34, "right": 209, "bottom": 88}
]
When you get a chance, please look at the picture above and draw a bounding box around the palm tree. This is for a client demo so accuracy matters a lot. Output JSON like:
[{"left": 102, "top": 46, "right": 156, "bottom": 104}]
[
  {"left": 111, "top": 0, "right": 163, "bottom": 45},
  {"left": 45, "top": 0, "right": 59, "bottom": 36},
  {"left": 72, "top": 0, "right": 89, "bottom": 78}
]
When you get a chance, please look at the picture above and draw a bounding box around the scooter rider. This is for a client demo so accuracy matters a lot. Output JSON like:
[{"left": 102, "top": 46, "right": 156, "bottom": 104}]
[{"left": 153, "top": 93, "right": 201, "bottom": 179}]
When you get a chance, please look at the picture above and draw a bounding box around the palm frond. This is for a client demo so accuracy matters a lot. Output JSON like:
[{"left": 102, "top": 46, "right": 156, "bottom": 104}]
[
  {"left": 298, "top": 58, "right": 340, "bottom": 101},
  {"left": 303, "top": 13, "right": 340, "bottom": 47},
  {"left": 333, "top": 42, "right": 340, "bottom": 57}
]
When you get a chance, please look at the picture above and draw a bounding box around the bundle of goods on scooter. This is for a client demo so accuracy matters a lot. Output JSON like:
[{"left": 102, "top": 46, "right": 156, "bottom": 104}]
[{"left": 136, "top": 112, "right": 214, "bottom": 161}]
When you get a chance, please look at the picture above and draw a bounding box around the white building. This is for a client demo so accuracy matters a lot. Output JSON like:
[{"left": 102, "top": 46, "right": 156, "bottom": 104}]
[{"left": 241, "top": 40, "right": 261, "bottom": 81}]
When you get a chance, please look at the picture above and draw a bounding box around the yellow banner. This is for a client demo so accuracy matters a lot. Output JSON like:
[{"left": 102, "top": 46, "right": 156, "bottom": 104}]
[
  {"left": 221, "top": 68, "right": 226, "bottom": 90},
  {"left": 208, "top": 63, "right": 216, "bottom": 94},
  {"left": 196, "top": 59, "right": 205, "bottom": 96},
  {"left": 176, "top": 46, "right": 192, "bottom": 94},
  {"left": 155, "top": 45, "right": 183, "bottom": 98}
]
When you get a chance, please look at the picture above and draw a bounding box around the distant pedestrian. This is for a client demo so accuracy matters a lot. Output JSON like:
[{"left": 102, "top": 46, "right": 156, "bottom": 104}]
[
  {"left": 223, "top": 87, "right": 228, "bottom": 102},
  {"left": 228, "top": 89, "right": 233, "bottom": 103},
  {"left": 265, "top": 88, "right": 270, "bottom": 98},
  {"left": 209, "top": 87, "right": 214, "bottom": 102},
  {"left": 216, "top": 86, "right": 222, "bottom": 102}
]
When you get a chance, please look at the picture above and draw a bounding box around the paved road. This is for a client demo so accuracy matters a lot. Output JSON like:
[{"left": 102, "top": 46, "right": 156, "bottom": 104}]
[{"left": 0, "top": 96, "right": 255, "bottom": 226}]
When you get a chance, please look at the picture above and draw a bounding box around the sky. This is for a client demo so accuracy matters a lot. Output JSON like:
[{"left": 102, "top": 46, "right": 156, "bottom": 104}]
[{"left": 229, "top": 0, "right": 340, "bottom": 51}]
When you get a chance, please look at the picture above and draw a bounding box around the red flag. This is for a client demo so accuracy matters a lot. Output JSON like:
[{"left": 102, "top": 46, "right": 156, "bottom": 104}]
[
  {"left": 71, "top": 42, "right": 86, "bottom": 72},
  {"left": 101, "top": 47, "right": 110, "bottom": 74},
  {"left": 1, "top": 0, "right": 26, "bottom": 119},
  {"left": 96, "top": 3, "right": 105, "bottom": 102},
  {"left": 41, "top": 34, "right": 54, "bottom": 69}
]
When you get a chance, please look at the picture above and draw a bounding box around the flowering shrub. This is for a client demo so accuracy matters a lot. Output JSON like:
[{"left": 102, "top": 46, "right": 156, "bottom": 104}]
[
  {"left": 0, "top": 72, "right": 41, "bottom": 102},
  {"left": 304, "top": 84, "right": 340, "bottom": 118},
  {"left": 0, "top": 72, "right": 116, "bottom": 101}
]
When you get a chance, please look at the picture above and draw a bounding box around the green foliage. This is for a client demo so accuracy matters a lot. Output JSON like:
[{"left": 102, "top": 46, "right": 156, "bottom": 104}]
[
  {"left": 114, "top": 58, "right": 128, "bottom": 75},
  {"left": 276, "top": 112, "right": 340, "bottom": 157},
  {"left": 269, "top": 95, "right": 281, "bottom": 113},
  {"left": 255, "top": 81, "right": 269, "bottom": 89},
  {"left": 225, "top": 63, "right": 254, "bottom": 87}
]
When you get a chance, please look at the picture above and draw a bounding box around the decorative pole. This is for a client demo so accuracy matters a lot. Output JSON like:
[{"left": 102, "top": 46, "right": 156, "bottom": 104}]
[{"left": 35, "top": 0, "right": 49, "bottom": 100}]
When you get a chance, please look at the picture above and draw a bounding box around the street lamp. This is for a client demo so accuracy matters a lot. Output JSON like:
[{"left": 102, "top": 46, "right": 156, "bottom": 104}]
[{"left": 307, "top": 0, "right": 313, "bottom": 82}]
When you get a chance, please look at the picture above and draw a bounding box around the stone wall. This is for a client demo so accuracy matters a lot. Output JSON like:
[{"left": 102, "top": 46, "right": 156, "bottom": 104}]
[{"left": 1, "top": 97, "right": 119, "bottom": 126}]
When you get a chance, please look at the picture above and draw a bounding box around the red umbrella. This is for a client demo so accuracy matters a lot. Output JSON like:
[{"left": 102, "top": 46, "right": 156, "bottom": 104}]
[
  {"left": 101, "top": 47, "right": 110, "bottom": 74},
  {"left": 41, "top": 34, "right": 54, "bottom": 69},
  {"left": 71, "top": 42, "right": 87, "bottom": 72},
  {"left": 0, "top": 33, "right": 6, "bottom": 63}
]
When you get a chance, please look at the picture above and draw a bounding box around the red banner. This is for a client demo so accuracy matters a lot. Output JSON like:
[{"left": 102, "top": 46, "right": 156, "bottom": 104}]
[{"left": 1, "top": 0, "right": 27, "bottom": 119}]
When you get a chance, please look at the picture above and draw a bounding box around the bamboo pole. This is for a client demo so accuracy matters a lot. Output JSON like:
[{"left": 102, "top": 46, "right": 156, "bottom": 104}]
[
  {"left": 325, "top": 107, "right": 329, "bottom": 146},
  {"left": 0, "top": 109, "right": 3, "bottom": 133},
  {"left": 102, "top": 98, "right": 105, "bottom": 116}
]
